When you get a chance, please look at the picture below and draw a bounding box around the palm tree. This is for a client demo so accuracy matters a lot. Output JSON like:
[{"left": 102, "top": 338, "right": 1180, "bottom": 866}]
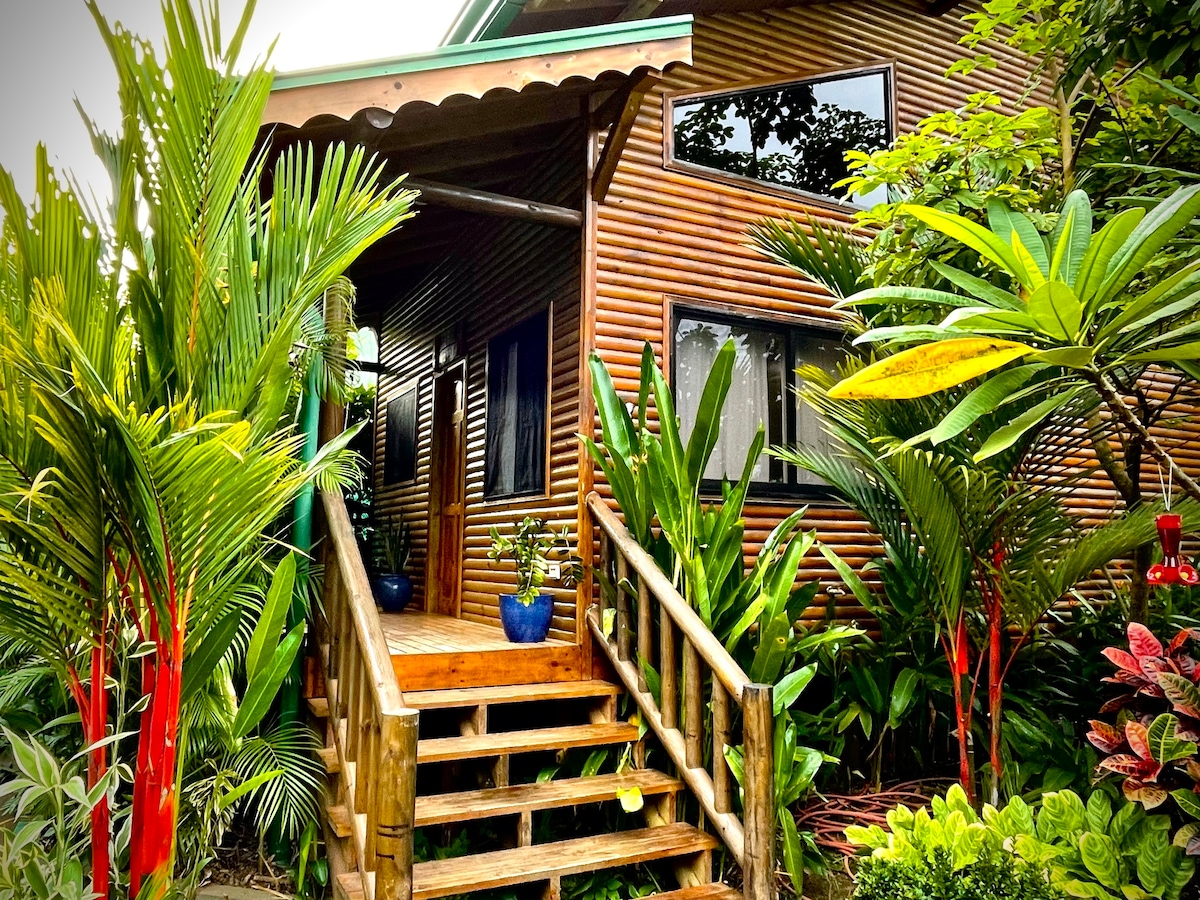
[{"left": 0, "top": 0, "right": 415, "bottom": 893}]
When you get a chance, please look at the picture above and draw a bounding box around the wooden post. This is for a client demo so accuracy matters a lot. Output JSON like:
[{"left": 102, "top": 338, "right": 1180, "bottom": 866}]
[
  {"left": 741, "top": 684, "right": 775, "bottom": 900},
  {"left": 616, "top": 554, "right": 632, "bottom": 662},
  {"left": 637, "top": 579, "right": 651, "bottom": 692},
  {"left": 659, "top": 608, "right": 678, "bottom": 730},
  {"left": 712, "top": 681, "right": 731, "bottom": 814},
  {"left": 318, "top": 288, "right": 347, "bottom": 446},
  {"left": 375, "top": 710, "right": 419, "bottom": 900},
  {"left": 683, "top": 640, "right": 702, "bottom": 769}
]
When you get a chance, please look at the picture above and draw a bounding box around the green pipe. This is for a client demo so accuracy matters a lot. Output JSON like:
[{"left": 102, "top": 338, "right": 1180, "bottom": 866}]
[{"left": 271, "top": 365, "right": 322, "bottom": 860}]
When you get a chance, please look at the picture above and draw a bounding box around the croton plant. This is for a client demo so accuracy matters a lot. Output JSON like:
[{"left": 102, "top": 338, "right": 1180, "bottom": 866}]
[{"left": 1088, "top": 623, "right": 1200, "bottom": 854}]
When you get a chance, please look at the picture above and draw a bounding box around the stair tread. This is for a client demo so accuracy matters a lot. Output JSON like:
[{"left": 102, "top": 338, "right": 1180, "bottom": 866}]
[
  {"left": 333, "top": 872, "right": 363, "bottom": 900},
  {"left": 317, "top": 746, "right": 340, "bottom": 775},
  {"left": 403, "top": 679, "right": 621, "bottom": 710},
  {"left": 413, "top": 823, "right": 718, "bottom": 900},
  {"left": 306, "top": 696, "right": 330, "bottom": 719},
  {"left": 416, "top": 770, "right": 682, "bottom": 826},
  {"left": 651, "top": 885, "right": 741, "bottom": 900},
  {"left": 327, "top": 803, "right": 352, "bottom": 839},
  {"left": 417, "top": 722, "right": 640, "bottom": 763}
]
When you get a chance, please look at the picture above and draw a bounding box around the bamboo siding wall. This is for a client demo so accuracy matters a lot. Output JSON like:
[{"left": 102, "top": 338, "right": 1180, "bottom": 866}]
[
  {"left": 374, "top": 140, "right": 585, "bottom": 642},
  {"left": 583, "top": 0, "right": 1187, "bottom": 626}
]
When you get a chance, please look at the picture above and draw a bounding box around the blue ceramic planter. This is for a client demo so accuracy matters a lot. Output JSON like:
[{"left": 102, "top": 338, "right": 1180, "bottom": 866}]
[
  {"left": 499, "top": 593, "right": 553, "bottom": 643},
  {"left": 373, "top": 573, "right": 413, "bottom": 613}
]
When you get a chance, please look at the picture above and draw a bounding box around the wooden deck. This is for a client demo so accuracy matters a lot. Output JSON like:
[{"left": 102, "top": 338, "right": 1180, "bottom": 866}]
[{"left": 380, "top": 610, "right": 582, "bottom": 691}]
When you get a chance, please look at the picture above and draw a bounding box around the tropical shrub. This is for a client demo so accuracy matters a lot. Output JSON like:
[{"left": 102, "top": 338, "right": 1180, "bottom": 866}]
[
  {"left": 849, "top": 784, "right": 1195, "bottom": 900},
  {"left": 1089, "top": 623, "right": 1200, "bottom": 853}
]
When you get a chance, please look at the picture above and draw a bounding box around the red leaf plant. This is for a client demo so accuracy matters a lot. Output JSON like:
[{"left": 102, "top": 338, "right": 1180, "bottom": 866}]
[{"left": 1089, "top": 622, "right": 1200, "bottom": 854}]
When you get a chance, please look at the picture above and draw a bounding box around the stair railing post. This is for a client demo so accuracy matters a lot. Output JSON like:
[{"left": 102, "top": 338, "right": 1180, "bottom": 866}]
[
  {"left": 742, "top": 683, "right": 775, "bottom": 900},
  {"left": 375, "top": 708, "right": 419, "bottom": 900}
]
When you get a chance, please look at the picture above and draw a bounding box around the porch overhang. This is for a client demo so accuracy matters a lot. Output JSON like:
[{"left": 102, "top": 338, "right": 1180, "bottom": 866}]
[{"left": 262, "top": 15, "right": 693, "bottom": 128}]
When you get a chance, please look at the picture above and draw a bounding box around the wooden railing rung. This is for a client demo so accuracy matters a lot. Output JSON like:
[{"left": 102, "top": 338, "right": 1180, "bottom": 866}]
[{"left": 585, "top": 491, "right": 774, "bottom": 900}]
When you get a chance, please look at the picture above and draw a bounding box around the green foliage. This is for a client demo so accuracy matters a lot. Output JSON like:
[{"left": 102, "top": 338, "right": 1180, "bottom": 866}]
[
  {"left": 371, "top": 515, "right": 413, "bottom": 575},
  {"left": 488, "top": 516, "right": 583, "bottom": 606},
  {"left": 850, "top": 785, "right": 1195, "bottom": 900}
]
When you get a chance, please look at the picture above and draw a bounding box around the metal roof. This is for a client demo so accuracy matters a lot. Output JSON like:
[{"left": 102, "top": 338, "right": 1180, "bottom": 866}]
[{"left": 273, "top": 15, "right": 693, "bottom": 93}]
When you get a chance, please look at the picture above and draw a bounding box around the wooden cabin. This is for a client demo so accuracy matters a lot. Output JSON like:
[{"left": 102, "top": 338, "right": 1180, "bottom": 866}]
[{"left": 259, "top": 2, "right": 1198, "bottom": 898}]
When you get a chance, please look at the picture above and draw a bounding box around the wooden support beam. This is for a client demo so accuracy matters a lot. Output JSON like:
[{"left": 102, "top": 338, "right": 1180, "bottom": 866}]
[
  {"left": 406, "top": 178, "right": 583, "bottom": 229},
  {"left": 591, "top": 72, "right": 657, "bottom": 204}
]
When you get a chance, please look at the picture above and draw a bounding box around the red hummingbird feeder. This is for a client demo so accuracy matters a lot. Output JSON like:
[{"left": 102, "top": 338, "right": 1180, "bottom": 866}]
[{"left": 1147, "top": 512, "right": 1199, "bottom": 586}]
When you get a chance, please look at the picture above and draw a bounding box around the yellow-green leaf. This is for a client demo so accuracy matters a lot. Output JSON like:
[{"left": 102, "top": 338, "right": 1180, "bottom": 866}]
[
  {"left": 616, "top": 786, "right": 644, "bottom": 812},
  {"left": 827, "top": 338, "right": 1035, "bottom": 400}
]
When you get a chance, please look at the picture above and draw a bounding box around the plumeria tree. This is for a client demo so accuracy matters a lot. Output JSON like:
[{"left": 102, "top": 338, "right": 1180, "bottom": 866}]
[{"left": 0, "top": 0, "right": 414, "bottom": 893}]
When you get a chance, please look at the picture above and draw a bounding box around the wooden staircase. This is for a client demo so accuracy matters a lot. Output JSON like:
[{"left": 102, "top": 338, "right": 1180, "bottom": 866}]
[
  {"left": 311, "top": 489, "right": 773, "bottom": 900},
  {"left": 313, "top": 678, "right": 742, "bottom": 900}
]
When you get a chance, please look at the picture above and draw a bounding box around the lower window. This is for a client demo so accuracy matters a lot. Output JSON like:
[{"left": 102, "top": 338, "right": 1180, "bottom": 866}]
[
  {"left": 484, "top": 311, "right": 549, "bottom": 499},
  {"left": 673, "top": 311, "right": 842, "bottom": 495}
]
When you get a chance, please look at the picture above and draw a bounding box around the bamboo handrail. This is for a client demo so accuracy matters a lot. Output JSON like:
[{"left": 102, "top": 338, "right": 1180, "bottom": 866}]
[
  {"left": 585, "top": 492, "right": 776, "bottom": 900},
  {"left": 320, "top": 489, "right": 419, "bottom": 900}
]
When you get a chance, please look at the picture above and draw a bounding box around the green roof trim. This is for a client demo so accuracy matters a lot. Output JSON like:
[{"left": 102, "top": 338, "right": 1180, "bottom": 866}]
[
  {"left": 443, "top": 0, "right": 525, "bottom": 46},
  {"left": 272, "top": 15, "right": 694, "bottom": 93}
]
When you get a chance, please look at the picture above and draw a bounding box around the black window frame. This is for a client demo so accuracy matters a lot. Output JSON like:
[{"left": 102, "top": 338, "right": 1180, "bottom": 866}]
[
  {"left": 382, "top": 382, "right": 419, "bottom": 486},
  {"left": 664, "top": 63, "right": 896, "bottom": 209},
  {"left": 670, "top": 306, "right": 844, "bottom": 502},
  {"left": 483, "top": 309, "right": 550, "bottom": 501}
]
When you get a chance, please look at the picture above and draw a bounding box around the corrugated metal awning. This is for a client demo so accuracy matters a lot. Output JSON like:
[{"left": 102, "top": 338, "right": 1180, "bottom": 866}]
[{"left": 263, "top": 15, "right": 693, "bottom": 128}]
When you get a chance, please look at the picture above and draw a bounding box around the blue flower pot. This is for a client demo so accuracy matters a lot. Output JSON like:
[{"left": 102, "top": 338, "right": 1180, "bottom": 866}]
[
  {"left": 499, "top": 593, "right": 553, "bottom": 643},
  {"left": 372, "top": 573, "right": 413, "bottom": 613}
]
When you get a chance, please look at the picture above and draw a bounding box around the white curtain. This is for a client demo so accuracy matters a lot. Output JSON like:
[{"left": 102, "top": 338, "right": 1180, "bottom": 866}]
[{"left": 675, "top": 319, "right": 779, "bottom": 483}]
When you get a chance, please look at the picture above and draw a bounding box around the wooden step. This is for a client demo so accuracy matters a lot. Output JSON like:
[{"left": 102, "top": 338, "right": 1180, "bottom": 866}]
[
  {"left": 327, "top": 803, "right": 352, "bottom": 839},
  {"left": 417, "top": 722, "right": 639, "bottom": 764},
  {"left": 317, "top": 745, "right": 340, "bottom": 775},
  {"left": 403, "top": 679, "right": 622, "bottom": 710},
  {"left": 333, "top": 872, "right": 364, "bottom": 900},
  {"left": 416, "top": 770, "right": 682, "bottom": 827},
  {"left": 306, "top": 695, "right": 330, "bottom": 719},
  {"left": 651, "top": 885, "right": 742, "bottom": 900},
  {"left": 413, "top": 823, "right": 718, "bottom": 900}
]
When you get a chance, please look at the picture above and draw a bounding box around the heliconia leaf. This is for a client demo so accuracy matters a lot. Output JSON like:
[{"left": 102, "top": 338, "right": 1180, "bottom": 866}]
[
  {"left": 1087, "top": 720, "right": 1125, "bottom": 753},
  {"left": 1130, "top": 622, "right": 1165, "bottom": 660},
  {"left": 1124, "top": 778, "right": 1169, "bottom": 809},
  {"left": 827, "top": 338, "right": 1035, "bottom": 400},
  {"left": 1103, "top": 646, "right": 1142, "bottom": 674},
  {"left": 1160, "top": 672, "right": 1200, "bottom": 719}
]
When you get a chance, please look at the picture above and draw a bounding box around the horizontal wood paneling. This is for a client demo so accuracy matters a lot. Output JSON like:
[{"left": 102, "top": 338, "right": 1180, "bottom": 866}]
[
  {"left": 584, "top": 0, "right": 1169, "bottom": 626},
  {"left": 375, "top": 131, "right": 586, "bottom": 642}
]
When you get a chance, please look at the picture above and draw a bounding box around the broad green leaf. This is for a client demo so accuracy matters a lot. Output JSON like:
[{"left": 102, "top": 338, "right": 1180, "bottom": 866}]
[
  {"left": 1159, "top": 672, "right": 1200, "bottom": 718},
  {"left": 1096, "top": 185, "right": 1200, "bottom": 307},
  {"left": 232, "top": 622, "right": 304, "bottom": 739},
  {"left": 1010, "top": 231, "right": 1049, "bottom": 290},
  {"left": 938, "top": 306, "right": 1040, "bottom": 333},
  {"left": 1148, "top": 713, "right": 1196, "bottom": 764},
  {"left": 828, "top": 338, "right": 1035, "bottom": 400},
  {"left": 974, "top": 392, "right": 1073, "bottom": 461},
  {"left": 905, "top": 364, "right": 1043, "bottom": 447},
  {"left": 929, "top": 260, "right": 1023, "bottom": 310},
  {"left": 1080, "top": 832, "right": 1123, "bottom": 889},
  {"left": 1050, "top": 192, "right": 1093, "bottom": 284},
  {"left": 817, "top": 543, "right": 874, "bottom": 609},
  {"left": 779, "top": 807, "right": 806, "bottom": 894},
  {"left": 589, "top": 351, "right": 637, "bottom": 461},
  {"left": 1126, "top": 341, "right": 1200, "bottom": 363},
  {"left": 246, "top": 552, "right": 296, "bottom": 685},
  {"left": 989, "top": 201, "right": 1049, "bottom": 279},
  {"left": 887, "top": 668, "right": 919, "bottom": 729},
  {"left": 1031, "top": 346, "right": 1095, "bottom": 367},
  {"left": 901, "top": 204, "right": 1026, "bottom": 285},
  {"left": 1168, "top": 104, "right": 1200, "bottom": 137},
  {"left": 181, "top": 610, "right": 241, "bottom": 704},
  {"left": 1075, "top": 207, "right": 1145, "bottom": 309},
  {"left": 838, "top": 284, "right": 988, "bottom": 310},
  {"left": 1099, "top": 259, "right": 1200, "bottom": 338},
  {"left": 217, "top": 769, "right": 283, "bottom": 811},
  {"left": 1026, "top": 281, "right": 1083, "bottom": 341},
  {"left": 683, "top": 339, "right": 735, "bottom": 486},
  {"left": 1172, "top": 788, "right": 1200, "bottom": 820},
  {"left": 773, "top": 664, "right": 817, "bottom": 715},
  {"left": 1086, "top": 789, "right": 1112, "bottom": 834}
]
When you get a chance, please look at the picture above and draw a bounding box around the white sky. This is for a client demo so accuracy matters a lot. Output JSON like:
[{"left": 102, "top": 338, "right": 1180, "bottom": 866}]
[{"left": 0, "top": 0, "right": 463, "bottom": 200}]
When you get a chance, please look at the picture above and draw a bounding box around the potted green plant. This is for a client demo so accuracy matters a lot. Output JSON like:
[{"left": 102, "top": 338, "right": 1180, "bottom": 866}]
[
  {"left": 488, "top": 516, "right": 582, "bottom": 642},
  {"left": 371, "top": 515, "right": 413, "bottom": 613}
]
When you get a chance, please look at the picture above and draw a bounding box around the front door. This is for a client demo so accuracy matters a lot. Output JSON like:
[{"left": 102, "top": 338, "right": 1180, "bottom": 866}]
[{"left": 426, "top": 362, "right": 466, "bottom": 617}]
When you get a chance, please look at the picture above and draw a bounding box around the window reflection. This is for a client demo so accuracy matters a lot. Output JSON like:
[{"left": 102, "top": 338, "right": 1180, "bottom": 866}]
[{"left": 672, "top": 69, "right": 891, "bottom": 205}]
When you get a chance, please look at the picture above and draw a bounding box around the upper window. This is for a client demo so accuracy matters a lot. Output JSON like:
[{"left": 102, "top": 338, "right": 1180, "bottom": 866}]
[
  {"left": 669, "top": 67, "right": 893, "bottom": 205},
  {"left": 673, "top": 311, "right": 843, "bottom": 495},
  {"left": 383, "top": 386, "right": 418, "bottom": 485},
  {"left": 484, "top": 311, "right": 549, "bottom": 499}
]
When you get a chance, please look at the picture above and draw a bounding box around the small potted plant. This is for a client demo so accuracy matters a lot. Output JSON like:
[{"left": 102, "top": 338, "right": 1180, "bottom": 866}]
[
  {"left": 371, "top": 515, "right": 413, "bottom": 613},
  {"left": 488, "top": 516, "right": 583, "bottom": 643}
]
